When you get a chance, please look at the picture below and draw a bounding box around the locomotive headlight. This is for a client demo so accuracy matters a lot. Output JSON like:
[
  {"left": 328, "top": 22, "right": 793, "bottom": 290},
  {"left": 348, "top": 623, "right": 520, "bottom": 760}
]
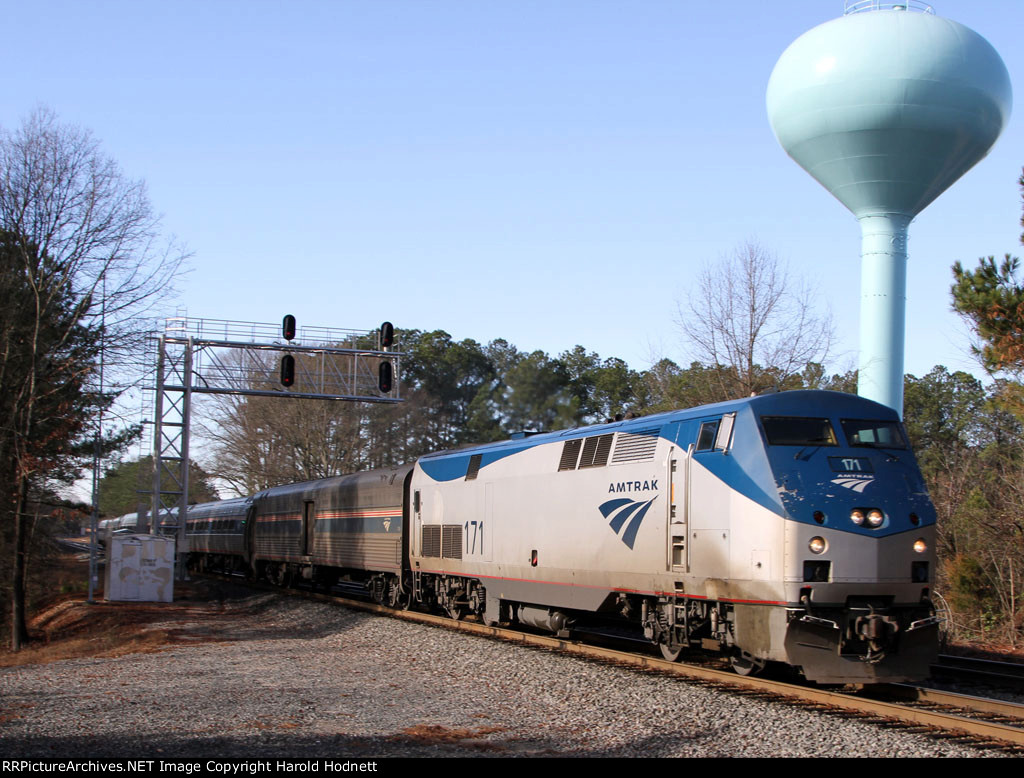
[
  {"left": 850, "top": 509, "right": 865, "bottom": 526},
  {"left": 913, "top": 538, "right": 927, "bottom": 554},
  {"left": 867, "top": 509, "right": 884, "bottom": 528},
  {"left": 808, "top": 536, "right": 827, "bottom": 554}
]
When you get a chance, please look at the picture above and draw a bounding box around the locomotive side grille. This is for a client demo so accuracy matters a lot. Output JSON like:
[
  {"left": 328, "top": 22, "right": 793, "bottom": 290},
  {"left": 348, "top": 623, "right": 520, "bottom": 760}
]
[
  {"left": 558, "top": 439, "right": 583, "bottom": 471},
  {"left": 465, "top": 454, "right": 482, "bottom": 480},
  {"left": 579, "top": 433, "right": 614, "bottom": 468},
  {"left": 442, "top": 524, "right": 463, "bottom": 559},
  {"left": 421, "top": 525, "right": 441, "bottom": 558},
  {"left": 611, "top": 429, "right": 660, "bottom": 464}
]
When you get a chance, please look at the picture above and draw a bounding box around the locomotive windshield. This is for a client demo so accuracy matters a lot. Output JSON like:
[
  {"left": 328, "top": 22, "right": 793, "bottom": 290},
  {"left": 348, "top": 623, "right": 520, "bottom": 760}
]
[
  {"left": 840, "top": 419, "right": 908, "bottom": 449},
  {"left": 760, "top": 416, "right": 837, "bottom": 446}
]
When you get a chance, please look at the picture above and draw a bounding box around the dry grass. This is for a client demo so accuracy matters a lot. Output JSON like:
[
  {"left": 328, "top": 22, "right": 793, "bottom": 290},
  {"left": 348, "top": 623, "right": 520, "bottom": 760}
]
[
  {"left": 390, "top": 724, "right": 509, "bottom": 752},
  {"left": 399, "top": 724, "right": 507, "bottom": 743},
  {"left": 945, "top": 640, "right": 1024, "bottom": 664},
  {"left": 0, "top": 552, "right": 255, "bottom": 668}
]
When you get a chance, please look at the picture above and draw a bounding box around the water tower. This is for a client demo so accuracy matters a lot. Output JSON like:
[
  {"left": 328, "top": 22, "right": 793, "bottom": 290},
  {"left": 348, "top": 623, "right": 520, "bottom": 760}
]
[{"left": 766, "top": 1, "right": 1011, "bottom": 415}]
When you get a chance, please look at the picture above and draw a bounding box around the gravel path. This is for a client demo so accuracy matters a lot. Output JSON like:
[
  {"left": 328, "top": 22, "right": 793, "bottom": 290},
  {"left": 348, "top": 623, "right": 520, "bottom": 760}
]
[{"left": 0, "top": 592, "right": 1009, "bottom": 758}]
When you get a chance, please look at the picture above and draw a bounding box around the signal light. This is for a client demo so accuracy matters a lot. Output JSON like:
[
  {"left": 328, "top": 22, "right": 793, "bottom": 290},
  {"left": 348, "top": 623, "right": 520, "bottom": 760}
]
[
  {"left": 281, "top": 354, "right": 296, "bottom": 387},
  {"left": 380, "top": 321, "right": 394, "bottom": 351},
  {"left": 282, "top": 314, "right": 296, "bottom": 341},
  {"left": 378, "top": 361, "right": 393, "bottom": 393}
]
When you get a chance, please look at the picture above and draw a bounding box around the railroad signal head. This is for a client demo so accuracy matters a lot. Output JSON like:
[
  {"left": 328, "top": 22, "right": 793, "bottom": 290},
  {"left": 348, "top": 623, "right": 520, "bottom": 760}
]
[
  {"left": 282, "top": 314, "right": 296, "bottom": 341},
  {"left": 380, "top": 321, "right": 394, "bottom": 351},
  {"left": 378, "top": 360, "right": 393, "bottom": 393},
  {"left": 281, "top": 354, "right": 296, "bottom": 387}
]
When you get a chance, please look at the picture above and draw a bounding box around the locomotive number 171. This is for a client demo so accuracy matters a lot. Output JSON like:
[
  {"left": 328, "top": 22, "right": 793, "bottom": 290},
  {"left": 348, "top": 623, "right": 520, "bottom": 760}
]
[{"left": 464, "top": 520, "right": 484, "bottom": 555}]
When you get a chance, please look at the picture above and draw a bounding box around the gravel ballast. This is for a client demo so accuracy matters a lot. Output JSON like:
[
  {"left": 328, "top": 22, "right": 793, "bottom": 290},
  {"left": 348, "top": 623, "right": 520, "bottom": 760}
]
[{"left": 0, "top": 591, "right": 1007, "bottom": 758}]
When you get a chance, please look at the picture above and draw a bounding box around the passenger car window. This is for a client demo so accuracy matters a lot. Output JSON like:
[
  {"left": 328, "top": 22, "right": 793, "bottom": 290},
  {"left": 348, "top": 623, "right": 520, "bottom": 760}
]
[{"left": 761, "top": 416, "right": 837, "bottom": 446}]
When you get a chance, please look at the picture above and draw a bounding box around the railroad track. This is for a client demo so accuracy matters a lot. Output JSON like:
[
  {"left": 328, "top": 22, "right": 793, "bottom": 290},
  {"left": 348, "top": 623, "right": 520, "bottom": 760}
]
[
  {"left": 931, "top": 654, "right": 1024, "bottom": 692},
  {"left": 198, "top": 572, "right": 1024, "bottom": 753},
  {"left": 55, "top": 537, "right": 96, "bottom": 554}
]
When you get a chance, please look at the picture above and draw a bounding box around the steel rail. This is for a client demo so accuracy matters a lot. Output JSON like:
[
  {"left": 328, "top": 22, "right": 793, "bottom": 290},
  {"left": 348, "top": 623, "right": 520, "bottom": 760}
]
[
  {"left": 930, "top": 654, "right": 1024, "bottom": 691},
  {"left": 883, "top": 684, "right": 1024, "bottom": 720}
]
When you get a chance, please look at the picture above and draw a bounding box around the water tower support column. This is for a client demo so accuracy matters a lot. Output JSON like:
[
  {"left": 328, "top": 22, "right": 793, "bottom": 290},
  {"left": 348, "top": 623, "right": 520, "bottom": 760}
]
[{"left": 857, "top": 213, "right": 910, "bottom": 415}]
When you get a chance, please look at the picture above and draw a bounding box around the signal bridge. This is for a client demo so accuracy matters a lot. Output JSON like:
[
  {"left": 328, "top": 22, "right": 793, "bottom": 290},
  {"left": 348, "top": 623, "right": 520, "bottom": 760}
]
[{"left": 141, "top": 315, "right": 403, "bottom": 574}]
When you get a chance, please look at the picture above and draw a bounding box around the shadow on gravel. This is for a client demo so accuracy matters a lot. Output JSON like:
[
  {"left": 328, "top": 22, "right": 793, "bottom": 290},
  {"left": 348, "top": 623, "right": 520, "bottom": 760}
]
[{"left": 0, "top": 728, "right": 717, "bottom": 759}]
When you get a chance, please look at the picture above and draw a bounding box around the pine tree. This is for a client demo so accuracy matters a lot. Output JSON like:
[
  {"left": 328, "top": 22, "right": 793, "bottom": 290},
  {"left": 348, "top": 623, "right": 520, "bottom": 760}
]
[
  {"left": 0, "top": 231, "right": 109, "bottom": 648},
  {"left": 952, "top": 168, "right": 1024, "bottom": 418},
  {"left": 0, "top": 109, "right": 185, "bottom": 650}
]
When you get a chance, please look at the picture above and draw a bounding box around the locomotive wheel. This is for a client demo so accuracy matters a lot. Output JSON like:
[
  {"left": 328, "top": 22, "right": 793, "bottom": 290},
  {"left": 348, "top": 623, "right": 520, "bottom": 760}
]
[
  {"left": 659, "top": 642, "right": 684, "bottom": 662},
  {"left": 730, "top": 652, "right": 766, "bottom": 677},
  {"left": 446, "top": 604, "right": 466, "bottom": 621}
]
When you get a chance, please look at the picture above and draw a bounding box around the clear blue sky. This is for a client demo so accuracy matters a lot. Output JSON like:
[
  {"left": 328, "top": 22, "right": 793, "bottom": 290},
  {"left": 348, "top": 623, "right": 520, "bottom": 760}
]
[{"left": 3, "top": 0, "right": 1021, "bottom": 384}]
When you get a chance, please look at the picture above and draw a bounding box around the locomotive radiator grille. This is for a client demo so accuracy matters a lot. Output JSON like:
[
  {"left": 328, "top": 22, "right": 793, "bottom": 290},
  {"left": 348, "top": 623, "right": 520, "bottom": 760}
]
[
  {"left": 421, "top": 524, "right": 463, "bottom": 559},
  {"left": 558, "top": 439, "right": 583, "bottom": 471},
  {"left": 579, "top": 434, "right": 614, "bottom": 469},
  {"left": 422, "top": 526, "right": 441, "bottom": 558},
  {"left": 442, "top": 524, "right": 463, "bottom": 559},
  {"left": 611, "top": 429, "right": 660, "bottom": 464}
]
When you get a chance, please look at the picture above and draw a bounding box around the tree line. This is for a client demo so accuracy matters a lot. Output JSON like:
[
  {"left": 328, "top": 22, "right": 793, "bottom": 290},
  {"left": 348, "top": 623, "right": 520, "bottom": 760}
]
[
  {"left": 2, "top": 102, "right": 1022, "bottom": 653},
  {"left": 197, "top": 332, "right": 852, "bottom": 497},
  {"left": 934, "top": 167, "right": 1024, "bottom": 645}
]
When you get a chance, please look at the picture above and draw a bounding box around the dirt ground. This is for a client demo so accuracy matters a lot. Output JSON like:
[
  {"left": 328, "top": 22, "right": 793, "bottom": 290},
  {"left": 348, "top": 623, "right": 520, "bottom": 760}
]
[{"left": 3, "top": 551, "right": 1024, "bottom": 668}]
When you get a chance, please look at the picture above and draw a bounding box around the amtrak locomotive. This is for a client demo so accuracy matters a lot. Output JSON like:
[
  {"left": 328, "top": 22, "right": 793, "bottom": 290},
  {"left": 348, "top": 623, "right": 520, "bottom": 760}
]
[{"left": 181, "top": 390, "right": 940, "bottom": 684}]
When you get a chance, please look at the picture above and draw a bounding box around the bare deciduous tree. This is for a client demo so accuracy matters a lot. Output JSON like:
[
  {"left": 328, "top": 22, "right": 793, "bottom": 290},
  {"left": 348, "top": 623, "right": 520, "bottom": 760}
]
[
  {"left": 204, "top": 393, "right": 366, "bottom": 496},
  {"left": 0, "top": 107, "right": 186, "bottom": 650},
  {"left": 199, "top": 349, "right": 406, "bottom": 496},
  {"left": 676, "top": 241, "right": 835, "bottom": 401}
]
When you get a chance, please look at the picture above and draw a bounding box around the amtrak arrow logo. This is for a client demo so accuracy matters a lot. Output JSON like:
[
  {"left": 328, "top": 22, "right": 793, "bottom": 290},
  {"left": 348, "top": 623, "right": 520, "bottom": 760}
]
[
  {"left": 831, "top": 476, "right": 874, "bottom": 493},
  {"left": 599, "top": 497, "right": 656, "bottom": 550}
]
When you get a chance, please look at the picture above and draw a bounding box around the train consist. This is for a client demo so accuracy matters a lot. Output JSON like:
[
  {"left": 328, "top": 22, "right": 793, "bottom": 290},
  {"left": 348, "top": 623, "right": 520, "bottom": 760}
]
[
  {"left": 98, "top": 512, "right": 138, "bottom": 538},
  {"left": 120, "top": 389, "right": 938, "bottom": 684}
]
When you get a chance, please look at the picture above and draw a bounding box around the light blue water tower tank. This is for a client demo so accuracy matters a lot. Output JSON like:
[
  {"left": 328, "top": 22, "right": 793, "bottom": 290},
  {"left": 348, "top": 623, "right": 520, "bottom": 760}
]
[{"left": 767, "top": 1, "right": 1011, "bottom": 416}]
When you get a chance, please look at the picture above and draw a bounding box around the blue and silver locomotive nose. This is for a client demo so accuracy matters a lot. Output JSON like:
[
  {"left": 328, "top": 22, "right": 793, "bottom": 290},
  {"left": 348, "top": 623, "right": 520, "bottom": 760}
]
[{"left": 753, "top": 392, "right": 939, "bottom": 681}]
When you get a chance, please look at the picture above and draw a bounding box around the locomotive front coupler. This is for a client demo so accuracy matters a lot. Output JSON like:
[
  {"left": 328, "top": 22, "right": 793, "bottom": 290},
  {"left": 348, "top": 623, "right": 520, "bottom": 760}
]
[
  {"left": 850, "top": 605, "right": 899, "bottom": 647},
  {"left": 837, "top": 604, "right": 900, "bottom": 664}
]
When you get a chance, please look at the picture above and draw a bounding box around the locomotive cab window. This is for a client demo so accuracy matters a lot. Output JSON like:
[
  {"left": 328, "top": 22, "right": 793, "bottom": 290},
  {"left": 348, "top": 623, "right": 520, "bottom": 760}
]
[
  {"left": 696, "top": 414, "right": 736, "bottom": 453},
  {"left": 696, "top": 420, "right": 719, "bottom": 451},
  {"left": 761, "top": 416, "right": 837, "bottom": 446},
  {"left": 840, "top": 419, "right": 907, "bottom": 449}
]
